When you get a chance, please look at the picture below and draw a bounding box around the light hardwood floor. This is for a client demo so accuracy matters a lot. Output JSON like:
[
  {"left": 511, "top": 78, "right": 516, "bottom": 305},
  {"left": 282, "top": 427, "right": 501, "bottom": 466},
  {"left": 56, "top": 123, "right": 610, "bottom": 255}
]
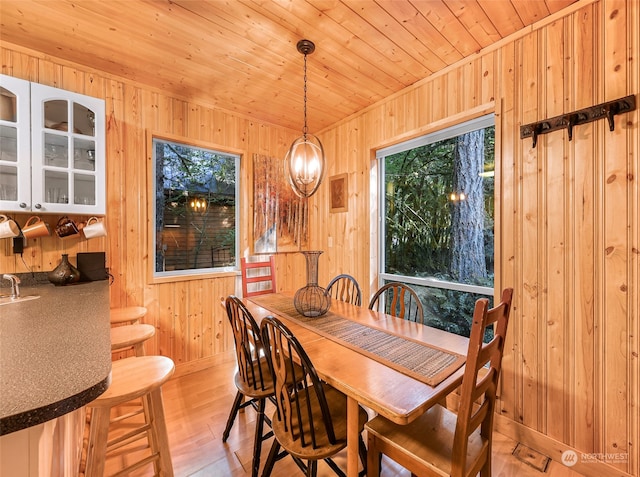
[{"left": 102, "top": 358, "right": 583, "bottom": 477}]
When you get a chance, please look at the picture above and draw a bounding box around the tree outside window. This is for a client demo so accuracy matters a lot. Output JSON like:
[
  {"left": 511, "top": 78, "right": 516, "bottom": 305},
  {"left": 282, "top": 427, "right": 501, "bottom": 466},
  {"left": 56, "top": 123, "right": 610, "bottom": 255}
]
[{"left": 153, "top": 137, "right": 239, "bottom": 276}]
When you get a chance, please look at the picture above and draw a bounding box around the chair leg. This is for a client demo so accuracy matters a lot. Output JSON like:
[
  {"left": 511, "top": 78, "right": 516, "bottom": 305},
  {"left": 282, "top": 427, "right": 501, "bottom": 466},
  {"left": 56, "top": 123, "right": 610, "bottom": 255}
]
[
  {"left": 251, "top": 398, "right": 267, "bottom": 477},
  {"left": 480, "top": 448, "right": 492, "bottom": 476},
  {"left": 223, "top": 390, "right": 244, "bottom": 442},
  {"left": 306, "top": 459, "right": 317, "bottom": 477},
  {"left": 358, "top": 435, "right": 368, "bottom": 477},
  {"left": 260, "top": 439, "right": 281, "bottom": 477},
  {"left": 366, "top": 435, "right": 382, "bottom": 477},
  {"left": 324, "top": 458, "right": 346, "bottom": 477}
]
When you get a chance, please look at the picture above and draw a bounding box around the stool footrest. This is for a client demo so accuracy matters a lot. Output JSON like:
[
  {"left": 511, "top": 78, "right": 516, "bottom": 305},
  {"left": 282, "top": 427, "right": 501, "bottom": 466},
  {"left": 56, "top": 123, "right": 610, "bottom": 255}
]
[
  {"left": 111, "top": 453, "right": 160, "bottom": 477},
  {"left": 110, "top": 407, "right": 144, "bottom": 424},
  {"left": 107, "top": 423, "right": 152, "bottom": 451}
]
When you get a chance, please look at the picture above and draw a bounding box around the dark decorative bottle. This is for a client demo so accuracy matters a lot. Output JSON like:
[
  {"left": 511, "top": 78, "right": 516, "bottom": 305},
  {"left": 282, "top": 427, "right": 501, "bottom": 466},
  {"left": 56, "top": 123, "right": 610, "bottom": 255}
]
[
  {"left": 48, "top": 254, "right": 81, "bottom": 286},
  {"left": 293, "top": 250, "right": 331, "bottom": 317}
]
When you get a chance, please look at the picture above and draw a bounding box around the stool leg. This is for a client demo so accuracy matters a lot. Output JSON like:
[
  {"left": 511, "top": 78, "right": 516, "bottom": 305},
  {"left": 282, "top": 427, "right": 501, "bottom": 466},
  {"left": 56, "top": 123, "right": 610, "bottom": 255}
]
[
  {"left": 85, "top": 407, "right": 110, "bottom": 477},
  {"left": 146, "top": 387, "right": 174, "bottom": 477},
  {"left": 133, "top": 341, "right": 146, "bottom": 356}
]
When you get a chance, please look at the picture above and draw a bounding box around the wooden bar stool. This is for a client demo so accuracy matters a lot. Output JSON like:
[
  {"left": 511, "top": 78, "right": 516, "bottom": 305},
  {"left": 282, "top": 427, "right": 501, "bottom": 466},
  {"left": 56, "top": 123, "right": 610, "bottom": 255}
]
[
  {"left": 110, "top": 306, "right": 147, "bottom": 325},
  {"left": 85, "top": 356, "right": 175, "bottom": 477},
  {"left": 110, "top": 323, "right": 155, "bottom": 356}
]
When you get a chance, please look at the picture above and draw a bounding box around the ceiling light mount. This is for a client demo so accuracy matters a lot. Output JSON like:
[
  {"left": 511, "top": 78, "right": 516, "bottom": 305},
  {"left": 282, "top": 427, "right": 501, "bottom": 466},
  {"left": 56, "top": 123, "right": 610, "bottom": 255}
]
[{"left": 296, "top": 39, "right": 315, "bottom": 55}]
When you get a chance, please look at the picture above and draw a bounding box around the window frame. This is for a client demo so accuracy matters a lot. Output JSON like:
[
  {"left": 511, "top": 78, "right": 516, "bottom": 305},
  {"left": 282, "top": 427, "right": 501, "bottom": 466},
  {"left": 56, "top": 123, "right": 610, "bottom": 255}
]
[
  {"left": 148, "top": 132, "right": 242, "bottom": 283},
  {"left": 376, "top": 113, "right": 495, "bottom": 298}
]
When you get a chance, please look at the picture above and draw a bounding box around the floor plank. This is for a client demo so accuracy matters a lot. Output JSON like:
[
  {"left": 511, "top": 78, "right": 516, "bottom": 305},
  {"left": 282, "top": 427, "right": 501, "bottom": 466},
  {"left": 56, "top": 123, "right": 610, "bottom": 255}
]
[{"left": 102, "top": 359, "right": 583, "bottom": 477}]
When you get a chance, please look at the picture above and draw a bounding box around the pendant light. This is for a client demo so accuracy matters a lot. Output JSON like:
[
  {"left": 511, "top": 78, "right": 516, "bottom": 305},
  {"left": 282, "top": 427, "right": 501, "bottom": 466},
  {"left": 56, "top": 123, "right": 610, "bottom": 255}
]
[{"left": 285, "top": 39, "right": 326, "bottom": 198}]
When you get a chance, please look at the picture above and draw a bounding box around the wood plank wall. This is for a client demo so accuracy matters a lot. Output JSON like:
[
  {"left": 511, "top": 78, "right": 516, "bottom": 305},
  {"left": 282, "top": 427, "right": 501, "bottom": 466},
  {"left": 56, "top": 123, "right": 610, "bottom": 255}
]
[
  {"left": 309, "top": 1, "right": 638, "bottom": 476},
  {"left": 1, "top": 0, "right": 638, "bottom": 475}
]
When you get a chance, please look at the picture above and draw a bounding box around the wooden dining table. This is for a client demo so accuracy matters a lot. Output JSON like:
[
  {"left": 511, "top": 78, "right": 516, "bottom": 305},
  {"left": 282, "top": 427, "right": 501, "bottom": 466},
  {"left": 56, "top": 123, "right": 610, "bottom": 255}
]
[{"left": 243, "top": 292, "right": 470, "bottom": 477}]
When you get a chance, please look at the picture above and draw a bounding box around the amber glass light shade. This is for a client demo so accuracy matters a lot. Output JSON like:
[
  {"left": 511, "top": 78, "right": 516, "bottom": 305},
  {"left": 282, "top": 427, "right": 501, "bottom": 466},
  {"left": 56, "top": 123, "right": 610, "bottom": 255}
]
[{"left": 284, "top": 134, "right": 325, "bottom": 198}]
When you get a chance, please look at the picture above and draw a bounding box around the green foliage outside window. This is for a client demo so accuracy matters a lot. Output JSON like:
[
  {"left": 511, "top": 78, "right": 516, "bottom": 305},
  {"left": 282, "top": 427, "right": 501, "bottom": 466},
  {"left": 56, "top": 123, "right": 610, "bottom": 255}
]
[{"left": 382, "top": 124, "right": 495, "bottom": 337}]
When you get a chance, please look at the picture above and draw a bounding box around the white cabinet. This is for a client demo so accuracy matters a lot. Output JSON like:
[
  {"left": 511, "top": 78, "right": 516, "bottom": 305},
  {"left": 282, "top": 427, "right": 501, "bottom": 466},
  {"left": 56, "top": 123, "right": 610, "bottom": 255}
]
[
  {"left": 0, "top": 75, "right": 31, "bottom": 211},
  {"left": 0, "top": 74, "right": 105, "bottom": 215}
]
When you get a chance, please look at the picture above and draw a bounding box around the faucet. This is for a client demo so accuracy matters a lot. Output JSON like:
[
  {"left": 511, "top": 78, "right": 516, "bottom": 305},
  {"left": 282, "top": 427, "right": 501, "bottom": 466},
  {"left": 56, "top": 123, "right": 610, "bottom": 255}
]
[{"left": 2, "top": 274, "right": 21, "bottom": 299}]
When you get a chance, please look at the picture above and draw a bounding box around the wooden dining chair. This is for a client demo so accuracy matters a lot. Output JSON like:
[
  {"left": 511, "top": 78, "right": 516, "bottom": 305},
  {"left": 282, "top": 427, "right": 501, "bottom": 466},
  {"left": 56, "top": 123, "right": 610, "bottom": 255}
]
[
  {"left": 365, "top": 288, "right": 513, "bottom": 477},
  {"left": 241, "top": 255, "right": 277, "bottom": 297},
  {"left": 326, "top": 273, "right": 362, "bottom": 306},
  {"left": 260, "top": 315, "right": 369, "bottom": 477},
  {"left": 368, "top": 282, "right": 424, "bottom": 323},
  {"left": 222, "top": 295, "right": 276, "bottom": 477}
]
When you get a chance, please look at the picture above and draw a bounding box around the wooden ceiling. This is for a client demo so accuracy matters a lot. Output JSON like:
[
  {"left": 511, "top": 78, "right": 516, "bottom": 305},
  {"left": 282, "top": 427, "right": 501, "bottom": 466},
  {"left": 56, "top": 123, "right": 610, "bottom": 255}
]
[{"left": 1, "top": 0, "right": 578, "bottom": 132}]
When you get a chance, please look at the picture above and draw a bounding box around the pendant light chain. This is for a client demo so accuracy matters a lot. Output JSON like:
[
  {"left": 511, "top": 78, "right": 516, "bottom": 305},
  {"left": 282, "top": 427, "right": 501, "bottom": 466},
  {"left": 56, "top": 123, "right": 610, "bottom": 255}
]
[{"left": 302, "top": 52, "right": 308, "bottom": 137}]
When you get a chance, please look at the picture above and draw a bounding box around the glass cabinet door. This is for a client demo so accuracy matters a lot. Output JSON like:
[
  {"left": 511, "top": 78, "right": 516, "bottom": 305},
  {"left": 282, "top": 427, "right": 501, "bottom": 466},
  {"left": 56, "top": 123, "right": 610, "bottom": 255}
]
[
  {"left": 0, "top": 75, "right": 31, "bottom": 212},
  {"left": 31, "top": 83, "right": 105, "bottom": 214}
]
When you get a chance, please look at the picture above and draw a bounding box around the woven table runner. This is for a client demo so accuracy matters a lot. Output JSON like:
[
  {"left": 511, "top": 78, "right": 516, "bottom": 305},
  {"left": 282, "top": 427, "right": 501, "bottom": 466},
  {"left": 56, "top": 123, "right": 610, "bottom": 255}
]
[{"left": 250, "top": 294, "right": 466, "bottom": 387}]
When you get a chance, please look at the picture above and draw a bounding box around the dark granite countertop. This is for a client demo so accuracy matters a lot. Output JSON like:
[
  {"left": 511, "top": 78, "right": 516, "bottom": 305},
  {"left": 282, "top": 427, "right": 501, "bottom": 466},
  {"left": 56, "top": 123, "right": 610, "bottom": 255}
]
[{"left": 0, "top": 279, "right": 112, "bottom": 435}]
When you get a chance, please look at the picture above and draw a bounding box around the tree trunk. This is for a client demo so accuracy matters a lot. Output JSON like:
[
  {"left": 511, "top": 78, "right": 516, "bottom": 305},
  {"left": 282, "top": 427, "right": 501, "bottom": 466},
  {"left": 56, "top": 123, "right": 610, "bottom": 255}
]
[
  {"left": 450, "top": 130, "right": 487, "bottom": 282},
  {"left": 155, "top": 142, "right": 165, "bottom": 272}
]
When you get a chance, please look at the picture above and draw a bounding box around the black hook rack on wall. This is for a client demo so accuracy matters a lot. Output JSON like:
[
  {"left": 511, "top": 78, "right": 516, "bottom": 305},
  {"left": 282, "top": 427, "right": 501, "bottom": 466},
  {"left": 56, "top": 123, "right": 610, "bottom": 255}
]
[{"left": 520, "top": 95, "right": 636, "bottom": 148}]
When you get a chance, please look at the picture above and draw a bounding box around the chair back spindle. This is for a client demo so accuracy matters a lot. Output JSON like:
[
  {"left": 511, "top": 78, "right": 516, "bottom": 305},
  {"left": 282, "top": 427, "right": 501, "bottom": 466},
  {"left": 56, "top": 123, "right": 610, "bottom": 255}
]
[
  {"left": 326, "top": 274, "right": 362, "bottom": 306},
  {"left": 369, "top": 281, "right": 424, "bottom": 323}
]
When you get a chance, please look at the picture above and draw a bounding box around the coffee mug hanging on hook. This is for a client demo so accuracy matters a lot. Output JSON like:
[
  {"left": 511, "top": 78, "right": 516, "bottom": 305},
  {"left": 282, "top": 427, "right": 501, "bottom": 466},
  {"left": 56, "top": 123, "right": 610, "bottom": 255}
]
[
  {"left": 81, "top": 217, "right": 107, "bottom": 239},
  {"left": 55, "top": 216, "right": 79, "bottom": 238}
]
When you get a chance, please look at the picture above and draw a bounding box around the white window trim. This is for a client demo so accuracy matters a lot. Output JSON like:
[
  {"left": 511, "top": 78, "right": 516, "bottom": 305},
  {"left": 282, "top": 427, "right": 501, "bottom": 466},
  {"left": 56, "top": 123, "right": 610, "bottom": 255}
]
[{"left": 151, "top": 135, "right": 241, "bottom": 280}]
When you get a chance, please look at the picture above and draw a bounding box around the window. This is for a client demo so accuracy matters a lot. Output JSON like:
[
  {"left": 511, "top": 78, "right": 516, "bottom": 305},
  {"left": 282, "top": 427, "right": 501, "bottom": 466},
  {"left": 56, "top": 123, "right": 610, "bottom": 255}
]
[
  {"left": 153, "top": 137, "right": 239, "bottom": 277},
  {"left": 377, "top": 115, "right": 495, "bottom": 336}
]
